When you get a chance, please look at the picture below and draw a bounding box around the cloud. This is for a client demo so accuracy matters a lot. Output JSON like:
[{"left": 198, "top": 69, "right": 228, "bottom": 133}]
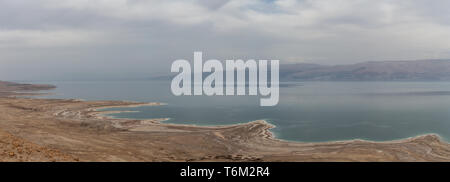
[
  {"left": 0, "top": 29, "right": 104, "bottom": 48},
  {"left": 1, "top": 0, "right": 450, "bottom": 80}
]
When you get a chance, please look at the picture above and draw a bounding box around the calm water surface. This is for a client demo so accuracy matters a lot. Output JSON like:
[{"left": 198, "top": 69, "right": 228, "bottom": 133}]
[{"left": 30, "top": 81, "right": 450, "bottom": 142}]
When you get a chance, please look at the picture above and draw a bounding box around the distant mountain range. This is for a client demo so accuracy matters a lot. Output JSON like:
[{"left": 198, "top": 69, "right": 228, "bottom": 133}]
[
  {"left": 280, "top": 59, "right": 450, "bottom": 81},
  {"left": 152, "top": 59, "right": 450, "bottom": 82},
  {"left": 0, "top": 81, "right": 55, "bottom": 93}
]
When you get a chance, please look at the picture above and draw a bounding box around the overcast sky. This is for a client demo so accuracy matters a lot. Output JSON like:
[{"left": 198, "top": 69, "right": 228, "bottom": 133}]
[{"left": 1, "top": 0, "right": 450, "bottom": 80}]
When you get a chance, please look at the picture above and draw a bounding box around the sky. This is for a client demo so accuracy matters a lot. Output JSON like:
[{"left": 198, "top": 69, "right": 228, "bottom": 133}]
[{"left": 1, "top": 0, "right": 450, "bottom": 80}]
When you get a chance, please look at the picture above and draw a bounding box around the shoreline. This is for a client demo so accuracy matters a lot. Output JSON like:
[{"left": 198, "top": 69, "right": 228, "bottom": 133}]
[
  {"left": 90, "top": 102, "right": 275, "bottom": 135},
  {"left": 85, "top": 101, "right": 450, "bottom": 161},
  {"left": 95, "top": 103, "right": 446, "bottom": 144},
  {"left": 71, "top": 98, "right": 450, "bottom": 158},
  {"left": 2, "top": 81, "right": 450, "bottom": 161}
]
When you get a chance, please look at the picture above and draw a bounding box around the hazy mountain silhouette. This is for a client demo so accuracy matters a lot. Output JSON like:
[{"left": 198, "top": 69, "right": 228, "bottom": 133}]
[
  {"left": 280, "top": 59, "right": 450, "bottom": 81},
  {"left": 152, "top": 59, "right": 450, "bottom": 82}
]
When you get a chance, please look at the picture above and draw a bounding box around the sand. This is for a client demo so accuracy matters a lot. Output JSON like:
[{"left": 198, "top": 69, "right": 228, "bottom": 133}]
[{"left": 1, "top": 81, "right": 450, "bottom": 161}]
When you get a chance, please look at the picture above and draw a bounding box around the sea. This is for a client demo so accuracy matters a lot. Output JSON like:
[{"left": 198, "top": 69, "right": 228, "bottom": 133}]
[{"left": 27, "top": 80, "right": 450, "bottom": 142}]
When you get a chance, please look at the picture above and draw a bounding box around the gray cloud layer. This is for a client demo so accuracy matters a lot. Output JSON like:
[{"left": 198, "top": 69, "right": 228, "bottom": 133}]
[{"left": 1, "top": 0, "right": 450, "bottom": 80}]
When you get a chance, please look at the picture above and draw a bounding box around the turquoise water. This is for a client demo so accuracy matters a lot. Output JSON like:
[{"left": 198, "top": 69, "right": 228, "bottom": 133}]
[{"left": 31, "top": 81, "right": 450, "bottom": 142}]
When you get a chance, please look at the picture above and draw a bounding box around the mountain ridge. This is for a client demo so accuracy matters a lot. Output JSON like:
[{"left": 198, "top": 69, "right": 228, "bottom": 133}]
[{"left": 280, "top": 59, "right": 450, "bottom": 81}]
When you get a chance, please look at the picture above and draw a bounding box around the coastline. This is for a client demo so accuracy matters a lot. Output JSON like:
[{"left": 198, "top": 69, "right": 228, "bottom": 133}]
[
  {"left": 96, "top": 104, "right": 446, "bottom": 144},
  {"left": 100, "top": 105, "right": 446, "bottom": 146},
  {"left": 1, "top": 81, "right": 450, "bottom": 161}
]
